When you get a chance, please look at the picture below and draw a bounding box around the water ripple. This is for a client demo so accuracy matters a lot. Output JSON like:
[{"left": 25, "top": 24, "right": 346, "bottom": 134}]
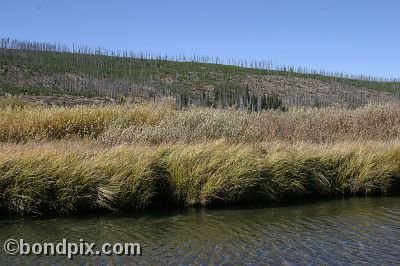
[{"left": 0, "top": 197, "right": 399, "bottom": 265}]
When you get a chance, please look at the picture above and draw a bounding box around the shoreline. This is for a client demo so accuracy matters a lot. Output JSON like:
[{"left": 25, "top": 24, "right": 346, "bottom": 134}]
[{"left": 1, "top": 195, "right": 399, "bottom": 218}]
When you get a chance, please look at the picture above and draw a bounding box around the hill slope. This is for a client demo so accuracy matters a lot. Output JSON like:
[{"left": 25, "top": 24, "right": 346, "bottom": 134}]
[{"left": 1, "top": 39, "right": 400, "bottom": 108}]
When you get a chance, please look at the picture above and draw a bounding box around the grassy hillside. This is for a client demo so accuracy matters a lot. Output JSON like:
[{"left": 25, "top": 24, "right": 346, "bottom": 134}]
[{"left": 1, "top": 38, "right": 400, "bottom": 108}]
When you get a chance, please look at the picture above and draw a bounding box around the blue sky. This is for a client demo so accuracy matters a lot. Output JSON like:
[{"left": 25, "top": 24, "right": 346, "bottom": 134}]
[{"left": 1, "top": 0, "right": 399, "bottom": 78}]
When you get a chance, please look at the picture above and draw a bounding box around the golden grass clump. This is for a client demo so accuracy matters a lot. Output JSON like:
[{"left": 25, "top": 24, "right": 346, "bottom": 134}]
[
  {"left": 0, "top": 144, "right": 105, "bottom": 214},
  {"left": 261, "top": 143, "right": 399, "bottom": 198},
  {"left": 164, "top": 142, "right": 264, "bottom": 205},
  {"left": 0, "top": 142, "right": 165, "bottom": 215},
  {"left": 92, "top": 145, "right": 167, "bottom": 210}
]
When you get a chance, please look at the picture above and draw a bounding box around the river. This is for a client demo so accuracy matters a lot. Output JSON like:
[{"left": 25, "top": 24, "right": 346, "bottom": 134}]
[{"left": 1, "top": 197, "right": 399, "bottom": 265}]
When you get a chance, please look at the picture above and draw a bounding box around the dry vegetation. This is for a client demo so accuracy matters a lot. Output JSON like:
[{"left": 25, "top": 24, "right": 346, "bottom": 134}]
[
  {"left": 2, "top": 39, "right": 400, "bottom": 216},
  {"left": 1, "top": 101, "right": 400, "bottom": 215},
  {"left": 1, "top": 101, "right": 400, "bottom": 144}
]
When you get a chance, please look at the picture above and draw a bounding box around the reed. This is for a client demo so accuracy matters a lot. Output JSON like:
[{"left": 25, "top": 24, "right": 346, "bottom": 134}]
[
  {"left": 0, "top": 103, "right": 170, "bottom": 142},
  {"left": 2, "top": 102, "right": 400, "bottom": 144}
]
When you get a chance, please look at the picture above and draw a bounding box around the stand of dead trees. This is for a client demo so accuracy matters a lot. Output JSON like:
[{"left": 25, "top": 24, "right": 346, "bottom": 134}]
[{"left": 1, "top": 38, "right": 400, "bottom": 109}]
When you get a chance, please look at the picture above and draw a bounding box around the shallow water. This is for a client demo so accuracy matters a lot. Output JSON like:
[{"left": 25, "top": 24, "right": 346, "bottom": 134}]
[{"left": 1, "top": 197, "right": 399, "bottom": 265}]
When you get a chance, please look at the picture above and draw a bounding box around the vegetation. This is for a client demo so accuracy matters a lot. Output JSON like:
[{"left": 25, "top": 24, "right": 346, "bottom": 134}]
[
  {"left": 1, "top": 102, "right": 400, "bottom": 144},
  {"left": 0, "top": 141, "right": 399, "bottom": 215},
  {"left": 0, "top": 102, "right": 400, "bottom": 215},
  {"left": 1, "top": 38, "right": 400, "bottom": 215}
]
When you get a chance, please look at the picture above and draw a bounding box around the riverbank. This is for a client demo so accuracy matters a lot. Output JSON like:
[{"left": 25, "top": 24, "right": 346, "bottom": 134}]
[{"left": 1, "top": 140, "right": 399, "bottom": 215}]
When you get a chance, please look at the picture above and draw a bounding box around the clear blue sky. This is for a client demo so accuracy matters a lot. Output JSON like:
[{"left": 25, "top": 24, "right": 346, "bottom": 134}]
[{"left": 1, "top": 0, "right": 399, "bottom": 78}]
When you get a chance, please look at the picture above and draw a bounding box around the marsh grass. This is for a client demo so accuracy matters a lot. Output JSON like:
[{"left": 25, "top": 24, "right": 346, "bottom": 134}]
[
  {"left": 0, "top": 103, "right": 170, "bottom": 142},
  {"left": 0, "top": 141, "right": 399, "bottom": 215},
  {"left": 2, "top": 102, "right": 400, "bottom": 143},
  {"left": 100, "top": 104, "right": 400, "bottom": 144},
  {"left": 93, "top": 146, "right": 167, "bottom": 210},
  {"left": 164, "top": 142, "right": 264, "bottom": 205}
]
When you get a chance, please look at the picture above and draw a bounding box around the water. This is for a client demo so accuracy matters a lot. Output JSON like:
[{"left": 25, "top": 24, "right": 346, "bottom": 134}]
[{"left": 1, "top": 197, "right": 400, "bottom": 265}]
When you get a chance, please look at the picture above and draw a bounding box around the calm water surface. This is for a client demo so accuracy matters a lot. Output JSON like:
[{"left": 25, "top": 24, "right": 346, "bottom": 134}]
[{"left": 1, "top": 197, "right": 399, "bottom": 265}]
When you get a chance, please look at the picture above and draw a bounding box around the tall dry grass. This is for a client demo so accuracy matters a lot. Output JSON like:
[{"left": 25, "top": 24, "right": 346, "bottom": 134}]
[
  {"left": 0, "top": 103, "right": 170, "bottom": 142},
  {"left": 2, "top": 102, "right": 400, "bottom": 144},
  {"left": 101, "top": 103, "right": 400, "bottom": 144}
]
